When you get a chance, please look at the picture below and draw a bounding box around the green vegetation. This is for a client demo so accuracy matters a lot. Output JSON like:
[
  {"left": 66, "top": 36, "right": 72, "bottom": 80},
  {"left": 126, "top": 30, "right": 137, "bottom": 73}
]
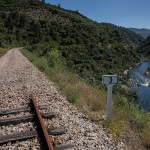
[
  {"left": 0, "top": 0, "right": 142, "bottom": 95},
  {"left": 0, "top": 0, "right": 150, "bottom": 149},
  {"left": 138, "top": 36, "right": 150, "bottom": 56},
  {"left": 0, "top": 0, "right": 42, "bottom": 7},
  {"left": 128, "top": 28, "right": 150, "bottom": 39},
  {"left": 102, "top": 23, "right": 144, "bottom": 48},
  {"left": 21, "top": 48, "right": 150, "bottom": 149},
  {"left": 0, "top": 50, "right": 6, "bottom": 57}
]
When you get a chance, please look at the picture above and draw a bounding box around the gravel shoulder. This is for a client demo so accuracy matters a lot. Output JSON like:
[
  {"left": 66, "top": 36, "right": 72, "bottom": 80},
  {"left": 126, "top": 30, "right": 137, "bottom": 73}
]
[{"left": 0, "top": 48, "right": 126, "bottom": 150}]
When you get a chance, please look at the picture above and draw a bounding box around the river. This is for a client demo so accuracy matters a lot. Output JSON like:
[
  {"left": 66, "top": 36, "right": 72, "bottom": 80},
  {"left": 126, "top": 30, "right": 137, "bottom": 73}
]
[{"left": 129, "top": 60, "right": 150, "bottom": 111}]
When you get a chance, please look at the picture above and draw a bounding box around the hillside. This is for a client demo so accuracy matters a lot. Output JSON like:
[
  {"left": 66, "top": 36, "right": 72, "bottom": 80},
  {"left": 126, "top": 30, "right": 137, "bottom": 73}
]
[
  {"left": 0, "top": 0, "right": 141, "bottom": 91},
  {"left": 138, "top": 36, "right": 150, "bottom": 55},
  {"left": 128, "top": 28, "right": 150, "bottom": 39},
  {"left": 0, "top": 0, "right": 41, "bottom": 7},
  {"left": 103, "top": 23, "right": 144, "bottom": 48}
]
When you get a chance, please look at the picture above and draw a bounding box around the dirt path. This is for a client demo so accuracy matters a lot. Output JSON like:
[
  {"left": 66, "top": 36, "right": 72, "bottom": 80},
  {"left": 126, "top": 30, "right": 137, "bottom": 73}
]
[{"left": 0, "top": 48, "right": 126, "bottom": 150}]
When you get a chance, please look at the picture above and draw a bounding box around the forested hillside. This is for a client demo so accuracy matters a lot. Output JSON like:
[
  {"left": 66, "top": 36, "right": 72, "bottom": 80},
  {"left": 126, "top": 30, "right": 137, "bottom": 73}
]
[
  {"left": 128, "top": 28, "right": 150, "bottom": 39},
  {"left": 0, "top": 0, "right": 142, "bottom": 89},
  {"left": 0, "top": 0, "right": 42, "bottom": 7},
  {"left": 138, "top": 36, "right": 150, "bottom": 56},
  {"left": 103, "top": 23, "right": 144, "bottom": 48}
]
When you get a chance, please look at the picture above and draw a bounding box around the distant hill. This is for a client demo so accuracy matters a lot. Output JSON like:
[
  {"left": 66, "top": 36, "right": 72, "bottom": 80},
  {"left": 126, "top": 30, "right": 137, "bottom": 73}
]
[
  {"left": 0, "top": 0, "right": 141, "bottom": 87},
  {"left": 128, "top": 28, "right": 150, "bottom": 39},
  {"left": 138, "top": 36, "right": 150, "bottom": 56}
]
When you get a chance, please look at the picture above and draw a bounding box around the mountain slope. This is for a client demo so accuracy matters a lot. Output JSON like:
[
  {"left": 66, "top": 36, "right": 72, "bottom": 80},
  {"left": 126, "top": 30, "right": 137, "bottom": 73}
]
[
  {"left": 0, "top": 0, "right": 140, "bottom": 89},
  {"left": 103, "top": 23, "right": 144, "bottom": 48},
  {"left": 128, "top": 28, "right": 150, "bottom": 39},
  {"left": 0, "top": 0, "right": 41, "bottom": 7},
  {"left": 138, "top": 36, "right": 150, "bottom": 56}
]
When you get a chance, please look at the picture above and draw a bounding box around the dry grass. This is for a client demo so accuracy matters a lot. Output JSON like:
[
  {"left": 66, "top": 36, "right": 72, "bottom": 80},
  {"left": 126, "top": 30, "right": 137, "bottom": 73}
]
[
  {"left": 0, "top": 48, "right": 8, "bottom": 51},
  {"left": 76, "top": 81, "right": 105, "bottom": 111},
  {"left": 141, "top": 129, "right": 150, "bottom": 148},
  {"left": 52, "top": 73, "right": 106, "bottom": 113},
  {"left": 21, "top": 8, "right": 72, "bottom": 26},
  {"left": 105, "top": 110, "right": 143, "bottom": 149},
  {"left": 0, "top": 48, "right": 8, "bottom": 58}
]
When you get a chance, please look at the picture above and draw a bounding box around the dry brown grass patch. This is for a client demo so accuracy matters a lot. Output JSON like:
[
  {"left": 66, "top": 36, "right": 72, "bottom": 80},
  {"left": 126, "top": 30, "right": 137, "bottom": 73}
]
[
  {"left": 76, "top": 81, "right": 106, "bottom": 112},
  {"left": 51, "top": 73, "right": 106, "bottom": 115}
]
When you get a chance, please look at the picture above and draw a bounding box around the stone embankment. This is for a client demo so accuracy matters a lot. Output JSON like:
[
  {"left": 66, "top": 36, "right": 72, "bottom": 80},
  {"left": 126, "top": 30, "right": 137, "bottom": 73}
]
[{"left": 0, "top": 48, "right": 126, "bottom": 150}]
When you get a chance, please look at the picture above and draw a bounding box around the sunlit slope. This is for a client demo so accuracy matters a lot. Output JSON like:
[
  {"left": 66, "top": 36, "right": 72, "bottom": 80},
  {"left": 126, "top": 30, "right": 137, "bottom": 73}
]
[{"left": 0, "top": 0, "right": 142, "bottom": 86}]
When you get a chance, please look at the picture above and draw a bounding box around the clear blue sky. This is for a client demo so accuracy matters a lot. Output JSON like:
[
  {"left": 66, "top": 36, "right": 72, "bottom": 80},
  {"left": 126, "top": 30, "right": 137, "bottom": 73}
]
[{"left": 45, "top": 0, "right": 150, "bottom": 29}]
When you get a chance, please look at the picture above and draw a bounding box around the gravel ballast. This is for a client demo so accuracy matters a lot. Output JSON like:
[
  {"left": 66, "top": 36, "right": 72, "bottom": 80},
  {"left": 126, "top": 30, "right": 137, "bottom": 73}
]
[{"left": 0, "top": 48, "right": 126, "bottom": 150}]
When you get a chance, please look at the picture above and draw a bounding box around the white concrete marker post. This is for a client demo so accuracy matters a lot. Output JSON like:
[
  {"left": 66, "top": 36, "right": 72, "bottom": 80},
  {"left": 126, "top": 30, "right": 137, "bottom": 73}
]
[{"left": 102, "top": 75, "right": 118, "bottom": 119}]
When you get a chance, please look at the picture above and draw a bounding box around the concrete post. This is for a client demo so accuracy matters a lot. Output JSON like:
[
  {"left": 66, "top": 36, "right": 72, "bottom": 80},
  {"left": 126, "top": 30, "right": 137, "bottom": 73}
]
[{"left": 106, "top": 85, "right": 114, "bottom": 119}]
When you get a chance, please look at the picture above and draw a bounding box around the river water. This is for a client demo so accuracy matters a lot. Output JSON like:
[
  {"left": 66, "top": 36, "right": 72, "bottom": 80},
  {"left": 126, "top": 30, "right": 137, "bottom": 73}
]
[{"left": 129, "top": 60, "right": 150, "bottom": 111}]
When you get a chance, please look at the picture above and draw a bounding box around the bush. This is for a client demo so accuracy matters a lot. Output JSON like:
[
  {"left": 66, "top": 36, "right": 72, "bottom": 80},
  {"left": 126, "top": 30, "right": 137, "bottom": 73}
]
[{"left": 46, "top": 48, "right": 65, "bottom": 70}]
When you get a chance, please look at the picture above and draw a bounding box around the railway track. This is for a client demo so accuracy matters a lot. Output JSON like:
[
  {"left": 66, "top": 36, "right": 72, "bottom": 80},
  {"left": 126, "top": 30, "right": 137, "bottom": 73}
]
[{"left": 0, "top": 95, "right": 73, "bottom": 150}]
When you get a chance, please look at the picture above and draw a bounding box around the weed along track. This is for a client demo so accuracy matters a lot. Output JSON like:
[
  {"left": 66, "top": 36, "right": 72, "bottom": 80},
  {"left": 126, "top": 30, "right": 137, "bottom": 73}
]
[
  {"left": 0, "top": 48, "right": 127, "bottom": 149},
  {"left": 0, "top": 95, "right": 73, "bottom": 149}
]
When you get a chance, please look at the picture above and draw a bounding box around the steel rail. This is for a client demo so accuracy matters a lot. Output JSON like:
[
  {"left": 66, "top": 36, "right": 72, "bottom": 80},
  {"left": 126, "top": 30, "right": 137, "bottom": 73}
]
[{"left": 31, "top": 95, "right": 54, "bottom": 150}]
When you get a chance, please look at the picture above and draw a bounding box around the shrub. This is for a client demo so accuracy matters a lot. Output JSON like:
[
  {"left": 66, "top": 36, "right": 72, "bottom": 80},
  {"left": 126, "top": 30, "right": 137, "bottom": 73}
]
[{"left": 46, "top": 48, "right": 65, "bottom": 70}]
